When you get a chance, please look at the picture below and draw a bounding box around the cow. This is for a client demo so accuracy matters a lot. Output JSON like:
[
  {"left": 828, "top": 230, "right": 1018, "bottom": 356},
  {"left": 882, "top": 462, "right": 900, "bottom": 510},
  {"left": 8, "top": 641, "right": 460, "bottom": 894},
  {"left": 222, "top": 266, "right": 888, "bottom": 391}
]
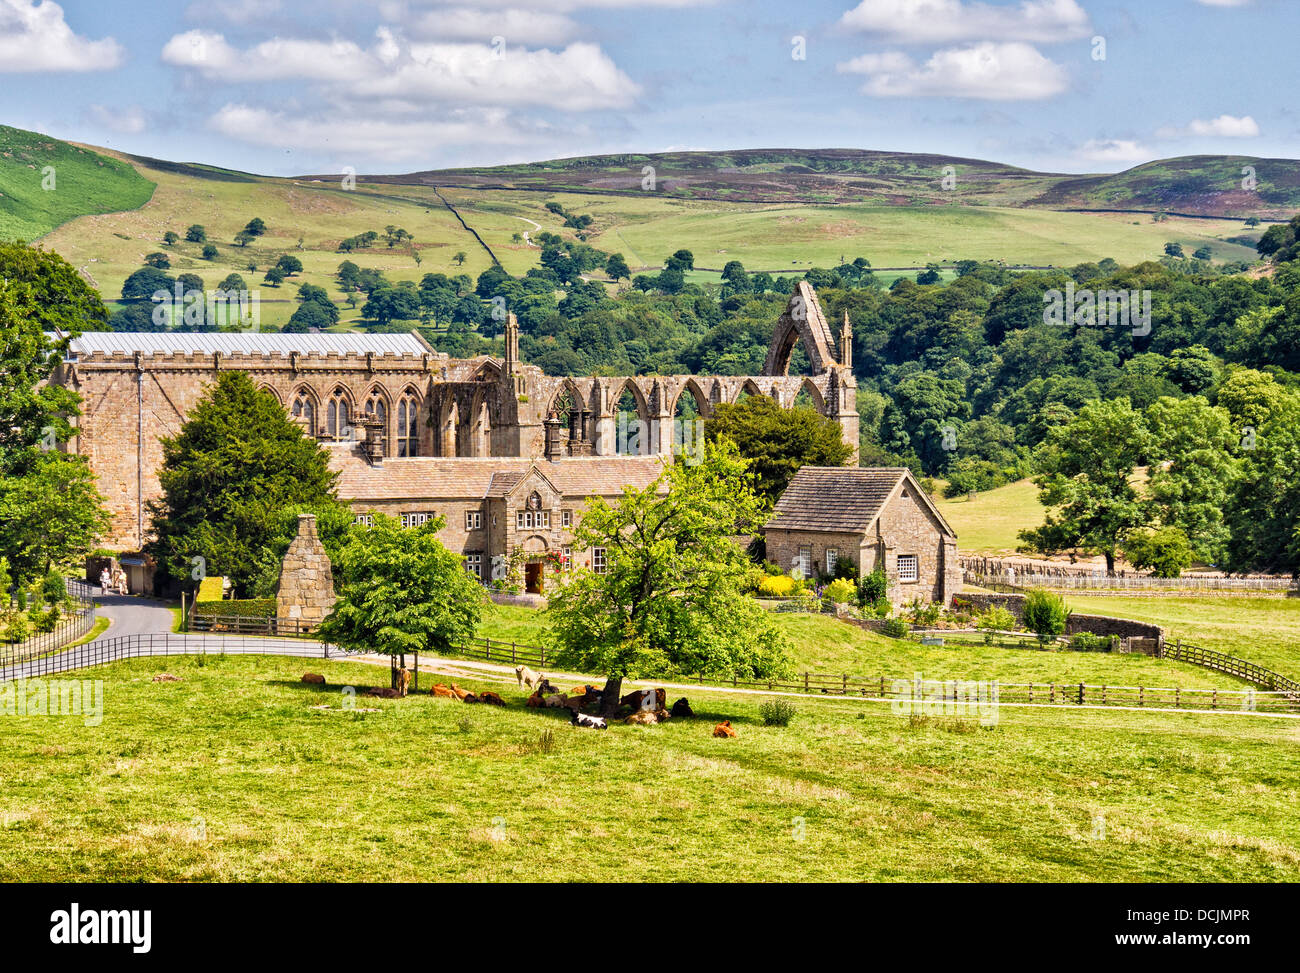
[
  {"left": 364, "top": 687, "right": 403, "bottom": 699},
  {"left": 395, "top": 667, "right": 412, "bottom": 697},
  {"left": 430, "top": 684, "right": 456, "bottom": 698},
  {"left": 301, "top": 673, "right": 326, "bottom": 685},
  {"left": 571, "top": 711, "right": 607, "bottom": 730},
  {"left": 536, "top": 678, "right": 561, "bottom": 697},
  {"left": 713, "top": 720, "right": 737, "bottom": 738},
  {"left": 475, "top": 691, "right": 506, "bottom": 706},
  {"left": 571, "top": 684, "right": 601, "bottom": 695},
  {"left": 448, "top": 684, "right": 470, "bottom": 700},
  {"left": 624, "top": 710, "right": 667, "bottom": 726},
  {"left": 526, "top": 691, "right": 544, "bottom": 708},
  {"left": 542, "top": 694, "right": 569, "bottom": 709},
  {"left": 620, "top": 688, "right": 667, "bottom": 712},
  {"left": 670, "top": 697, "right": 694, "bottom": 718}
]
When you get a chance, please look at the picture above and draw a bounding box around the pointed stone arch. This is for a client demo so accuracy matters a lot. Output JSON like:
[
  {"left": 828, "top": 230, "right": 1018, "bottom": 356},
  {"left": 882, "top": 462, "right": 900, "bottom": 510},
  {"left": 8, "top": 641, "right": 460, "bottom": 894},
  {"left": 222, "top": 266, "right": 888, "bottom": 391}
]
[
  {"left": 672, "top": 377, "right": 711, "bottom": 419},
  {"left": 796, "top": 376, "right": 826, "bottom": 413},
  {"left": 763, "top": 281, "right": 838, "bottom": 377}
]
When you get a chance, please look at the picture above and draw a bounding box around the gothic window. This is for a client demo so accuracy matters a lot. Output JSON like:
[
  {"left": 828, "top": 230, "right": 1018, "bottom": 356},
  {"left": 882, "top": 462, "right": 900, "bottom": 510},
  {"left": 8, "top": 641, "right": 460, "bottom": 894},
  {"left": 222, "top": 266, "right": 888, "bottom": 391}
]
[
  {"left": 365, "top": 394, "right": 389, "bottom": 456},
  {"left": 397, "top": 393, "right": 421, "bottom": 457},
  {"left": 291, "top": 394, "right": 315, "bottom": 435},
  {"left": 326, "top": 387, "right": 351, "bottom": 441}
]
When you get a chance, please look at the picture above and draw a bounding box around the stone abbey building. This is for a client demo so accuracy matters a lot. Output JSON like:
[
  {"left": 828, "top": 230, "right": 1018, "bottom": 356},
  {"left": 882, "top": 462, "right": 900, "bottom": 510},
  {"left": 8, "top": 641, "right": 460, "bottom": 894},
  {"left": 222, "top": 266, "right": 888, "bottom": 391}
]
[{"left": 52, "top": 284, "right": 861, "bottom": 592}]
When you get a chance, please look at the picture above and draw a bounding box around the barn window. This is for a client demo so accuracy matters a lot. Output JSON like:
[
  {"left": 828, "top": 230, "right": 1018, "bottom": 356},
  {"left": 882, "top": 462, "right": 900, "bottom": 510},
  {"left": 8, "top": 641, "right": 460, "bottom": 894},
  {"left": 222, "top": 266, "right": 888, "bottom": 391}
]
[{"left": 897, "top": 554, "right": 919, "bottom": 583}]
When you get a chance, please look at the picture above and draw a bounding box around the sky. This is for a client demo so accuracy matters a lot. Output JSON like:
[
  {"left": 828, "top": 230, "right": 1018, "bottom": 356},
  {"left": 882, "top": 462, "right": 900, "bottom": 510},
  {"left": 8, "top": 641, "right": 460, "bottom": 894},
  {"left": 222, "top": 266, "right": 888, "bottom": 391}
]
[{"left": 0, "top": 0, "right": 1295, "bottom": 177}]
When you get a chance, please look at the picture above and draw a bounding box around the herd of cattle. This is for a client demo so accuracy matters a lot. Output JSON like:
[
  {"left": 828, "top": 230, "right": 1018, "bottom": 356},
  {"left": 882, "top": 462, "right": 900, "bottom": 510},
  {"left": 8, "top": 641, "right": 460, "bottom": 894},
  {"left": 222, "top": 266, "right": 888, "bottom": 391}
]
[{"left": 298, "top": 664, "right": 740, "bottom": 737}]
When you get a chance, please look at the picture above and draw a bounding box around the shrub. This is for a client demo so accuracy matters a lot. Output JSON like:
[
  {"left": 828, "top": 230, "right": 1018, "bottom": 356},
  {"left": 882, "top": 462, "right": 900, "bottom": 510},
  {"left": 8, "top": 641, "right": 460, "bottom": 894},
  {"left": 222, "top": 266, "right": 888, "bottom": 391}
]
[
  {"left": 41, "top": 571, "right": 69, "bottom": 607},
  {"left": 882, "top": 618, "right": 910, "bottom": 639},
  {"left": 759, "top": 698, "right": 797, "bottom": 726},
  {"left": 823, "top": 578, "right": 857, "bottom": 604},
  {"left": 756, "top": 574, "right": 799, "bottom": 598},
  {"left": 192, "top": 597, "right": 276, "bottom": 619},
  {"left": 858, "top": 568, "right": 888, "bottom": 605},
  {"left": 1069, "top": 632, "right": 1111, "bottom": 652},
  {"left": 906, "top": 598, "right": 941, "bottom": 628},
  {"left": 977, "top": 605, "right": 1018, "bottom": 635},
  {"left": 1022, "top": 589, "right": 1068, "bottom": 644},
  {"left": 831, "top": 555, "right": 858, "bottom": 581},
  {"left": 197, "top": 575, "right": 225, "bottom": 601},
  {"left": 1123, "top": 526, "right": 1194, "bottom": 578}
]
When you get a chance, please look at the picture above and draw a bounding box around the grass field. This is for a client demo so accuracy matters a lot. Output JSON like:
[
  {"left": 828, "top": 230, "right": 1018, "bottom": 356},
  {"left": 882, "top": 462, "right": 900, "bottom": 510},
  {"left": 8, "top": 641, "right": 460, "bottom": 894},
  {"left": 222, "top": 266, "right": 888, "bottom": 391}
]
[
  {"left": 478, "top": 602, "right": 1245, "bottom": 689},
  {"left": 1067, "top": 596, "right": 1300, "bottom": 679},
  {"left": 936, "top": 478, "right": 1045, "bottom": 554},
  {"left": 2, "top": 653, "right": 1296, "bottom": 882}
]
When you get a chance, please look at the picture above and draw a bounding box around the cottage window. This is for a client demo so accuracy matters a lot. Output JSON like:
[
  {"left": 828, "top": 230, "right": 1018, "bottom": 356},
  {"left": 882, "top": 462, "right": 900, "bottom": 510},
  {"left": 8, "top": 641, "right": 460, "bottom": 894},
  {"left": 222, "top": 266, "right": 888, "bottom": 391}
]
[
  {"left": 401, "top": 511, "right": 433, "bottom": 529},
  {"left": 465, "top": 510, "right": 482, "bottom": 531},
  {"left": 353, "top": 513, "right": 374, "bottom": 527},
  {"left": 897, "top": 554, "right": 919, "bottom": 583},
  {"left": 465, "top": 553, "right": 482, "bottom": 579},
  {"left": 795, "top": 545, "right": 811, "bottom": 579},
  {"left": 592, "top": 547, "right": 608, "bottom": 574},
  {"left": 515, "top": 510, "right": 550, "bottom": 530},
  {"left": 562, "top": 509, "right": 573, "bottom": 528},
  {"left": 825, "top": 548, "right": 839, "bottom": 575}
]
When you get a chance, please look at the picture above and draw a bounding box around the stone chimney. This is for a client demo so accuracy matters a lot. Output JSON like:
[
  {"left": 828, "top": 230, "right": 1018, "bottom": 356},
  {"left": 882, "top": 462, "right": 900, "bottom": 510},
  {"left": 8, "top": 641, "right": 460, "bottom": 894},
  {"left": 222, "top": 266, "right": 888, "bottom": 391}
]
[{"left": 276, "top": 513, "right": 337, "bottom": 631}]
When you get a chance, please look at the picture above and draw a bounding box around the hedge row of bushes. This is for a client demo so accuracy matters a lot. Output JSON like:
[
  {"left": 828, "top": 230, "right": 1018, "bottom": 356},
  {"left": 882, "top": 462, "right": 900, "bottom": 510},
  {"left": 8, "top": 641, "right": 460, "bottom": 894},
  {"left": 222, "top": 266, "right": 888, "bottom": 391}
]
[{"left": 192, "top": 597, "right": 276, "bottom": 619}]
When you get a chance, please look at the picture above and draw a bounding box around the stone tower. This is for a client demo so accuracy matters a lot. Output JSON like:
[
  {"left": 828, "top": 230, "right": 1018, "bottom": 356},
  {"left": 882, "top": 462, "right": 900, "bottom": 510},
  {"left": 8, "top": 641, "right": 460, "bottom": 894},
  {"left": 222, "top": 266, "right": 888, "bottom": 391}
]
[{"left": 276, "top": 513, "right": 337, "bottom": 631}]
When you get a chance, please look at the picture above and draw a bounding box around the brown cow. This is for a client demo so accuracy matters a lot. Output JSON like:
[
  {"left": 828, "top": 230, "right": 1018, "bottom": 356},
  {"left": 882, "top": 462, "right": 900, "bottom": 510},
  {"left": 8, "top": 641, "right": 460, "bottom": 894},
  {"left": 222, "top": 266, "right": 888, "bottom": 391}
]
[
  {"left": 448, "top": 684, "right": 470, "bottom": 700},
  {"left": 620, "top": 688, "right": 667, "bottom": 712},
  {"left": 430, "top": 684, "right": 456, "bottom": 698},
  {"left": 526, "top": 691, "right": 544, "bottom": 708},
  {"left": 301, "top": 673, "right": 326, "bottom": 685},
  {"left": 475, "top": 691, "right": 506, "bottom": 706},
  {"left": 713, "top": 720, "right": 737, "bottom": 738},
  {"left": 625, "top": 710, "right": 667, "bottom": 726},
  {"left": 395, "top": 667, "right": 412, "bottom": 697}
]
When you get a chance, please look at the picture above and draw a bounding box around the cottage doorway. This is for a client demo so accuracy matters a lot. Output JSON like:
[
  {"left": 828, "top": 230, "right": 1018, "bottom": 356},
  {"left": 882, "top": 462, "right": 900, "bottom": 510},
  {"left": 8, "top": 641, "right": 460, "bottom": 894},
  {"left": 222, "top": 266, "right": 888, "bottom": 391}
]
[{"left": 525, "top": 562, "right": 545, "bottom": 594}]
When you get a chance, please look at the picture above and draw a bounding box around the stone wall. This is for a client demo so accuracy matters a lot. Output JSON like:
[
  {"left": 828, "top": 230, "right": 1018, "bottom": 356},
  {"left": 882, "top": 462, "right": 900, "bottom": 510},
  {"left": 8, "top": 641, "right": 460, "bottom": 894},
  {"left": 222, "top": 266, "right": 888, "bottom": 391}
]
[
  {"left": 276, "top": 514, "right": 337, "bottom": 629},
  {"left": 963, "top": 592, "right": 1164, "bottom": 643}
]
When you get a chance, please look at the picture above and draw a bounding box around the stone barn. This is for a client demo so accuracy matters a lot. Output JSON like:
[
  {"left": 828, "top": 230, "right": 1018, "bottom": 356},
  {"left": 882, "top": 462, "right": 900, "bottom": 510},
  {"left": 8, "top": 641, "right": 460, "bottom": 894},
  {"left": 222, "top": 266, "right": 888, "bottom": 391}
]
[{"left": 764, "top": 467, "right": 961, "bottom": 605}]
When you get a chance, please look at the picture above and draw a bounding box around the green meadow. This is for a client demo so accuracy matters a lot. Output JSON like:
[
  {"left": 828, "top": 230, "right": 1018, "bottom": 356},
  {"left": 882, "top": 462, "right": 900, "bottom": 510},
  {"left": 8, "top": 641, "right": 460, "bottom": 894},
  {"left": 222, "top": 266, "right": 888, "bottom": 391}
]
[{"left": 2, "top": 653, "right": 1296, "bottom": 882}]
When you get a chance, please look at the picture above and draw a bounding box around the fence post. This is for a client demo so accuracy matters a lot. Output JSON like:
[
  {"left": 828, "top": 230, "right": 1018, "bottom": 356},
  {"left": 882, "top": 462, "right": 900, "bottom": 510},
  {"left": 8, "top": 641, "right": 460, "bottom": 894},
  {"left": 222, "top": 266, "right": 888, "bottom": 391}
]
[
  {"left": 1050, "top": 683, "right": 1055, "bottom": 704},
  {"left": 1079, "top": 682, "right": 1085, "bottom": 705},
  {"left": 804, "top": 673, "right": 809, "bottom": 693}
]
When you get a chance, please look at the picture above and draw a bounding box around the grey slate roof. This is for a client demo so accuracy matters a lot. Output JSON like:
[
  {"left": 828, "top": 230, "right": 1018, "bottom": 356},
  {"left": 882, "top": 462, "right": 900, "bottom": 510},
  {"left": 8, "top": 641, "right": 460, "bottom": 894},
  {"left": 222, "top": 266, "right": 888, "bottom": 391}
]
[
  {"left": 61, "top": 331, "right": 432, "bottom": 358},
  {"left": 766, "top": 466, "right": 912, "bottom": 534}
]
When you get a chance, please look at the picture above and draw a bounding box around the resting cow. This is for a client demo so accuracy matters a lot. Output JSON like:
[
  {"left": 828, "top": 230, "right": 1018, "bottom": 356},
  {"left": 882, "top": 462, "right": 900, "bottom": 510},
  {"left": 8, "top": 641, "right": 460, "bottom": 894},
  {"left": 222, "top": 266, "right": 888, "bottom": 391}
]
[
  {"left": 670, "top": 697, "right": 694, "bottom": 718},
  {"left": 430, "top": 684, "right": 456, "bottom": 698},
  {"left": 301, "top": 673, "right": 326, "bottom": 685},
  {"left": 713, "top": 720, "right": 737, "bottom": 738},
  {"left": 571, "top": 711, "right": 607, "bottom": 730}
]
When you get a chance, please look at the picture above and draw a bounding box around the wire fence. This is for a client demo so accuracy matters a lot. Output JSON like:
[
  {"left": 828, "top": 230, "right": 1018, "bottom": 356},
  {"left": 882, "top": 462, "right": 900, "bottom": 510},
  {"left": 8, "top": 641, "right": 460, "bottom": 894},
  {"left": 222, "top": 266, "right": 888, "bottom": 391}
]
[{"left": 0, "top": 584, "right": 99, "bottom": 669}]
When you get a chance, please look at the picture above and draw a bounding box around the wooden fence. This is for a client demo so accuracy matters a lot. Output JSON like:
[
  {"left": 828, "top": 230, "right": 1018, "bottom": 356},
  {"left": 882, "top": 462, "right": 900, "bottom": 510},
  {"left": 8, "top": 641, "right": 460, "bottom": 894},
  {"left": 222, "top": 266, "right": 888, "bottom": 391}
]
[
  {"left": 186, "top": 613, "right": 319, "bottom": 638},
  {"left": 1160, "top": 639, "right": 1300, "bottom": 696}
]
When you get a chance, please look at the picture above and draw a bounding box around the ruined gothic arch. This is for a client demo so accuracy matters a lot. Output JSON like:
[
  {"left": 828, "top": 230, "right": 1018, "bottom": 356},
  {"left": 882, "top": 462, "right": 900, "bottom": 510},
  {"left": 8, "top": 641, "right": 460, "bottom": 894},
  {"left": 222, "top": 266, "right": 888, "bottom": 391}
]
[
  {"left": 762, "top": 281, "right": 838, "bottom": 377},
  {"left": 465, "top": 387, "right": 494, "bottom": 457},
  {"left": 395, "top": 384, "right": 423, "bottom": 457},
  {"left": 435, "top": 393, "right": 458, "bottom": 457},
  {"left": 671, "top": 377, "right": 712, "bottom": 419},
  {"left": 795, "top": 377, "right": 826, "bottom": 413}
]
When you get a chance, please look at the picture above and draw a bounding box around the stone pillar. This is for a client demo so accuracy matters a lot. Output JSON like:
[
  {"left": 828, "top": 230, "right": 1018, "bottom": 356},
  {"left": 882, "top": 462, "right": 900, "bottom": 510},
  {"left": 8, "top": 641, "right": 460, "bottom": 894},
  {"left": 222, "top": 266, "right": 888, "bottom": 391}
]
[{"left": 276, "top": 513, "right": 337, "bottom": 631}]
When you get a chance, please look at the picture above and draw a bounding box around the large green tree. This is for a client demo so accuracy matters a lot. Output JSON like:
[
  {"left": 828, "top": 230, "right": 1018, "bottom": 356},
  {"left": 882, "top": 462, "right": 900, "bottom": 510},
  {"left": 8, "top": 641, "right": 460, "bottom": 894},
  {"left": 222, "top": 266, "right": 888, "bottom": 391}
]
[
  {"left": 318, "top": 515, "right": 483, "bottom": 686},
  {"left": 0, "top": 450, "right": 110, "bottom": 584},
  {"left": 1222, "top": 388, "right": 1300, "bottom": 576},
  {"left": 146, "top": 372, "right": 342, "bottom": 595},
  {"left": 1018, "top": 398, "right": 1151, "bottom": 574},
  {"left": 704, "top": 395, "right": 852, "bottom": 504},
  {"left": 546, "top": 441, "right": 795, "bottom": 714}
]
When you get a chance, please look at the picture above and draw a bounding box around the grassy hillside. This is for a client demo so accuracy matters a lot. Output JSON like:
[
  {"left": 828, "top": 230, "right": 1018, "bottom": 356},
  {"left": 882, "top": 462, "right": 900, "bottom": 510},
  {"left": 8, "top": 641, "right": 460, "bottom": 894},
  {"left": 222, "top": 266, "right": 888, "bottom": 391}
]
[
  {"left": 2, "top": 653, "right": 1296, "bottom": 881},
  {"left": 936, "top": 478, "right": 1045, "bottom": 554},
  {"left": 0, "top": 126, "right": 155, "bottom": 241},
  {"left": 349, "top": 147, "right": 1300, "bottom": 219}
]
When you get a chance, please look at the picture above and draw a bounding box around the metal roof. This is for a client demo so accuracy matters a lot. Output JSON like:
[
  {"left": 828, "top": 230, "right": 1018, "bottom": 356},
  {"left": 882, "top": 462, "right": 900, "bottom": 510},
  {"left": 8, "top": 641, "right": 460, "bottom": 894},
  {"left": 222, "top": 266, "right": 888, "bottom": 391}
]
[{"left": 62, "top": 331, "right": 432, "bottom": 358}]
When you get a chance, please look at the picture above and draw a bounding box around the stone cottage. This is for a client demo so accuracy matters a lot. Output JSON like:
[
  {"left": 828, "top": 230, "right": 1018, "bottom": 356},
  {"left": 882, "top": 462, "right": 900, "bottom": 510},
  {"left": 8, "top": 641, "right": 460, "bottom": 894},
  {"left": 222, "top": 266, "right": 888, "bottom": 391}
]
[{"left": 764, "top": 467, "right": 961, "bottom": 605}]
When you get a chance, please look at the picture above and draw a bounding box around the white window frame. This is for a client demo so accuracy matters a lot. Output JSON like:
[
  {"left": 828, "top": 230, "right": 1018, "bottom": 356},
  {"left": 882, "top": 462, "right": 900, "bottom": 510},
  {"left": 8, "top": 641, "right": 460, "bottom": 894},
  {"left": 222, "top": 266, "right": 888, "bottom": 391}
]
[
  {"left": 465, "top": 510, "right": 482, "bottom": 531},
  {"left": 897, "top": 554, "right": 919, "bottom": 583},
  {"left": 401, "top": 511, "right": 433, "bottom": 529},
  {"left": 354, "top": 513, "right": 374, "bottom": 527},
  {"left": 516, "top": 510, "right": 550, "bottom": 530},
  {"left": 825, "top": 548, "right": 839, "bottom": 576},
  {"left": 796, "top": 545, "right": 811, "bottom": 579},
  {"left": 592, "top": 547, "right": 608, "bottom": 574},
  {"left": 562, "top": 546, "right": 573, "bottom": 570},
  {"left": 464, "top": 552, "right": 482, "bottom": 579},
  {"left": 562, "top": 509, "right": 573, "bottom": 528}
]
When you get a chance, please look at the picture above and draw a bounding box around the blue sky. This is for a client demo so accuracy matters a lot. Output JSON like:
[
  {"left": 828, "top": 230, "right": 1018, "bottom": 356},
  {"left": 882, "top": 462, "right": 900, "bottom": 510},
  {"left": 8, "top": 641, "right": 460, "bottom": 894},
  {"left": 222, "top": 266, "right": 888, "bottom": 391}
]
[{"left": 0, "top": 0, "right": 1295, "bottom": 176}]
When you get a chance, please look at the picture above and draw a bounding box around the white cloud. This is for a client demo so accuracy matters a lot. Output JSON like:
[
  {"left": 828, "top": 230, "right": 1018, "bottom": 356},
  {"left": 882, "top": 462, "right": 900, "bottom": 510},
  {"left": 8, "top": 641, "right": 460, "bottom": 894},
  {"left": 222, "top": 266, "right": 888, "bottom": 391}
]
[
  {"left": 209, "top": 103, "right": 543, "bottom": 162},
  {"left": 1156, "top": 114, "right": 1260, "bottom": 138},
  {"left": 406, "top": 7, "right": 582, "bottom": 45},
  {"left": 184, "top": 0, "right": 279, "bottom": 22},
  {"left": 0, "top": 0, "right": 124, "bottom": 72},
  {"left": 1077, "top": 138, "right": 1151, "bottom": 163},
  {"left": 838, "top": 42, "right": 1069, "bottom": 100},
  {"left": 1194, "top": 0, "right": 1252, "bottom": 7},
  {"left": 86, "top": 104, "right": 147, "bottom": 135},
  {"left": 839, "top": 0, "right": 1091, "bottom": 44},
  {"left": 162, "top": 28, "right": 640, "bottom": 110}
]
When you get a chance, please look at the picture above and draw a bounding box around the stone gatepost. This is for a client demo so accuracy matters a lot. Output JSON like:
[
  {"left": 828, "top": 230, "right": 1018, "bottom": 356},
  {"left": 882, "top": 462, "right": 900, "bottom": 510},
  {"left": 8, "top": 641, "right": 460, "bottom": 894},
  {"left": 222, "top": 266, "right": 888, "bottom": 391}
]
[{"left": 276, "top": 513, "right": 337, "bottom": 631}]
